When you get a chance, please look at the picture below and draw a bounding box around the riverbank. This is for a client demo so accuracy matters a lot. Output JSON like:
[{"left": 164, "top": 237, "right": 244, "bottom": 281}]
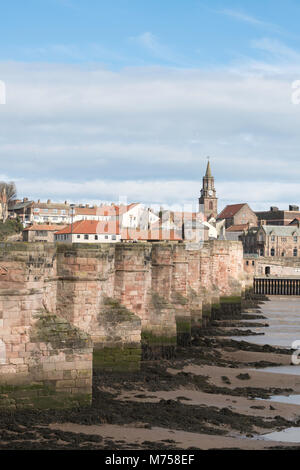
[{"left": 1, "top": 297, "right": 300, "bottom": 449}]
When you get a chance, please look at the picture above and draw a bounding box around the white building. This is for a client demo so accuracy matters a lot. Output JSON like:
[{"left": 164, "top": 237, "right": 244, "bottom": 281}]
[{"left": 54, "top": 220, "right": 121, "bottom": 244}]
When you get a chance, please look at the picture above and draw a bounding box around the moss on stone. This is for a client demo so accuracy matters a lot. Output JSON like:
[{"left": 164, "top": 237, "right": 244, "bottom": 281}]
[
  {"left": 30, "top": 309, "right": 92, "bottom": 349},
  {"left": 0, "top": 382, "right": 91, "bottom": 410},
  {"left": 172, "top": 291, "right": 189, "bottom": 305},
  {"left": 151, "top": 292, "right": 170, "bottom": 311},
  {"left": 220, "top": 295, "right": 242, "bottom": 304},
  {"left": 93, "top": 346, "right": 141, "bottom": 372},
  {"left": 176, "top": 318, "right": 191, "bottom": 334},
  {"left": 99, "top": 297, "right": 141, "bottom": 325},
  {"left": 141, "top": 330, "right": 177, "bottom": 346}
]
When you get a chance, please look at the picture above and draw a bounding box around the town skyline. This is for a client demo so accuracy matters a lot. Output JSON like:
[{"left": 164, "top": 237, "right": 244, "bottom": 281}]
[{"left": 1, "top": 1, "right": 300, "bottom": 209}]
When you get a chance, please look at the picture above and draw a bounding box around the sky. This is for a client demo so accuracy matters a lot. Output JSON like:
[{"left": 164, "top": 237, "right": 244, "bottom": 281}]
[{"left": 1, "top": 0, "right": 300, "bottom": 212}]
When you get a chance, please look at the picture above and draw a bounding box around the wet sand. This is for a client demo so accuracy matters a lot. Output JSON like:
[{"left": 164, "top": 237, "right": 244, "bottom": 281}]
[{"left": 2, "top": 296, "right": 300, "bottom": 450}]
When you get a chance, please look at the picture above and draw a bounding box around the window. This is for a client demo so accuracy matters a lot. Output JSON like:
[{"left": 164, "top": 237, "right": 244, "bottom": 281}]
[
  {"left": 77, "top": 234, "right": 80, "bottom": 239},
  {"left": 209, "top": 201, "right": 213, "bottom": 210},
  {"left": 43, "top": 217, "right": 49, "bottom": 221},
  {"left": 252, "top": 261, "right": 255, "bottom": 266},
  {"left": 294, "top": 236, "right": 298, "bottom": 243},
  {"left": 84, "top": 234, "right": 89, "bottom": 240},
  {"left": 105, "top": 235, "right": 108, "bottom": 239},
  {"left": 270, "top": 248, "right": 275, "bottom": 256},
  {"left": 294, "top": 248, "right": 298, "bottom": 257},
  {"left": 246, "top": 261, "right": 249, "bottom": 266},
  {"left": 112, "top": 235, "right": 116, "bottom": 240},
  {"left": 282, "top": 237, "right": 287, "bottom": 243},
  {"left": 33, "top": 208, "right": 39, "bottom": 213},
  {"left": 281, "top": 251, "right": 285, "bottom": 257},
  {"left": 271, "top": 235, "right": 275, "bottom": 242},
  {"left": 95, "top": 235, "right": 98, "bottom": 240},
  {"left": 53, "top": 209, "right": 58, "bottom": 214}
]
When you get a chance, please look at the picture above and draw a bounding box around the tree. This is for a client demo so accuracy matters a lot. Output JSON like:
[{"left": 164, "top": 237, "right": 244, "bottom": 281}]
[{"left": 0, "top": 181, "right": 17, "bottom": 222}]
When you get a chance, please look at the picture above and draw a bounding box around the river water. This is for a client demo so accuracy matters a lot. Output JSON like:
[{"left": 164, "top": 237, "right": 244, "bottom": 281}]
[{"left": 236, "top": 296, "right": 300, "bottom": 443}]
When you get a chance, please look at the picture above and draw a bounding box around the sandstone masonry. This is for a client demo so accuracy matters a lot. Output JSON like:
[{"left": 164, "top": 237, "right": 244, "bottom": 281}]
[{"left": 0, "top": 240, "right": 245, "bottom": 409}]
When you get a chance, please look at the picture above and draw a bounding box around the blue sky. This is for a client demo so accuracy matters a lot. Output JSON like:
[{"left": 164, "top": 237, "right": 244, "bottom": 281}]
[
  {"left": 1, "top": 0, "right": 300, "bottom": 67},
  {"left": 1, "top": 0, "right": 300, "bottom": 211}
]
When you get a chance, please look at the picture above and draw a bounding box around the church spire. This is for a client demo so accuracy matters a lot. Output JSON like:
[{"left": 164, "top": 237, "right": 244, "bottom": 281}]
[
  {"left": 198, "top": 158, "right": 218, "bottom": 220},
  {"left": 205, "top": 158, "right": 212, "bottom": 178}
]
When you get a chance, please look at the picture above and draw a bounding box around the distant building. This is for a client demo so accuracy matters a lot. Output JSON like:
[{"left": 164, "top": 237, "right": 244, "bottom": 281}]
[
  {"left": 9, "top": 198, "right": 34, "bottom": 225},
  {"left": 23, "top": 224, "right": 66, "bottom": 243},
  {"left": 242, "top": 225, "right": 300, "bottom": 257},
  {"left": 73, "top": 203, "right": 159, "bottom": 230},
  {"left": 256, "top": 205, "right": 300, "bottom": 226},
  {"left": 55, "top": 220, "right": 121, "bottom": 244},
  {"left": 198, "top": 160, "right": 218, "bottom": 220},
  {"left": 9, "top": 199, "right": 70, "bottom": 226},
  {"left": 217, "top": 203, "right": 257, "bottom": 230},
  {"left": 225, "top": 224, "right": 250, "bottom": 241}
]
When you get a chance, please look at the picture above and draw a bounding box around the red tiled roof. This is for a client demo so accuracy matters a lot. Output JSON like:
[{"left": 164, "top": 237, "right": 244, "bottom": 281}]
[
  {"left": 55, "top": 220, "right": 120, "bottom": 235},
  {"left": 217, "top": 204, "right": 247, "bottom": 220},
  {"left": 226, "top": 224, "right": 249, "bottom": 232},
  {"left": 23, "top": 224, "right": 66, "bottom": 232}
]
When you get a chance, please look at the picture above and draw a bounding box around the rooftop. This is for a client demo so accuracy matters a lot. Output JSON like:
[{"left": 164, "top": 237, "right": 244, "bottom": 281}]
[
  {"left": 217, "top": 203, "right": 247, "bottom": 220},
  {"left": 55, "top": 220, "right": 120, "bottom": 235}
]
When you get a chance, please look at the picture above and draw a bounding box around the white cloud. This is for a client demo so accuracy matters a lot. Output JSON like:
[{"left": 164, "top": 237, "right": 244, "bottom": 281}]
[
  {"left": 218, "top": 8, "right": 285, "bottom": 35},
  {"left": 0, "top": 58, "right": 300, "bottom": 210},
  {"left": 129, "top": 32, "right": 184, "bottom": 65}
]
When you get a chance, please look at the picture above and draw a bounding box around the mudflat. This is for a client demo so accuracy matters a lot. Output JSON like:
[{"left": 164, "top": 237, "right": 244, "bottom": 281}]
[{"left": 1, "top": 298, "right": 300, "bottom": 450}]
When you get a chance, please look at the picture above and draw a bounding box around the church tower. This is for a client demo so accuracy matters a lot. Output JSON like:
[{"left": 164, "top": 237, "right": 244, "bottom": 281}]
[{"left": 199, "top": 159, "right": 218, "bottom": 220}]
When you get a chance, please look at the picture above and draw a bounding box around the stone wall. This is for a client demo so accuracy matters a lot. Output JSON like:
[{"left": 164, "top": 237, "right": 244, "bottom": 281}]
[
  {"left": 244, "top": 255, "right": 300, "bottom": 279},
  {"left": 0, "top": 239, "right": 245, "bottom": 408},
  {"left": 0, "top": 243, "right": 92, "bottom": 409}
]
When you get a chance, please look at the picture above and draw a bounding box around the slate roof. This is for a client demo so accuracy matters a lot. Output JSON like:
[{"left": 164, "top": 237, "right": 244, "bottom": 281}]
[{"left": 262, "top": 225, "right": 300, "bottom": 236}]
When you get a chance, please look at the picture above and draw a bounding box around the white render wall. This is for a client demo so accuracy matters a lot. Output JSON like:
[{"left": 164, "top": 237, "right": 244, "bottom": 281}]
[{"left": 55, "top": 233, "right": 121, "bottom": 243}]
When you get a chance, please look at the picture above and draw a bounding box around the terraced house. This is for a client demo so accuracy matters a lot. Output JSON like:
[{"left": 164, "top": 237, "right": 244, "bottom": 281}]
[{"left": 245, "top": 225, "right": 300, "bottom": 257}]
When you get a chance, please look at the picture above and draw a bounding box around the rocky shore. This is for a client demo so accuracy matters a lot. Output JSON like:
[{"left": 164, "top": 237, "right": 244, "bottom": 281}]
[{"left": 1, "top": 296, "right": 300, "bottom": 450}]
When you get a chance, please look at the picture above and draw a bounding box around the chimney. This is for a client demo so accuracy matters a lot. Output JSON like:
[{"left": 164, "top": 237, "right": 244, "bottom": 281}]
[
  {"left": 23, "top": 197, "right": 28, "bottom": 202},
  {"left": 47, "top": 199, "right": 51, "bottom": 204},
  {"left": 37, "top": 199, "right": 40, "bottom": 203},
  {"left": 85, "top": 204, "right": 89, "bottom": 208},
  {"left": 64, "top": 201, "right": 68, "bottom": 205}
]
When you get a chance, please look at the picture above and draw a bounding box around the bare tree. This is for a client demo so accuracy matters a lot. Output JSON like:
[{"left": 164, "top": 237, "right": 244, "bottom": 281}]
[{"left": 0, "top": 181, "right": 17, "bottom": 222}]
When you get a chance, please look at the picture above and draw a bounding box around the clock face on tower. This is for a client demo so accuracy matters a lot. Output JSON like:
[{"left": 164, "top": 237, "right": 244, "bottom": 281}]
[{"left": 208, "top": 190, "right": 213, "bottom": 196}]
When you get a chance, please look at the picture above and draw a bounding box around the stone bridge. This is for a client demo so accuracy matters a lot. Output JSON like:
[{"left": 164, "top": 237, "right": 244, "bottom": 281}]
[{"left": 0, "top": 240, "right": 246, "bottom": 409}]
